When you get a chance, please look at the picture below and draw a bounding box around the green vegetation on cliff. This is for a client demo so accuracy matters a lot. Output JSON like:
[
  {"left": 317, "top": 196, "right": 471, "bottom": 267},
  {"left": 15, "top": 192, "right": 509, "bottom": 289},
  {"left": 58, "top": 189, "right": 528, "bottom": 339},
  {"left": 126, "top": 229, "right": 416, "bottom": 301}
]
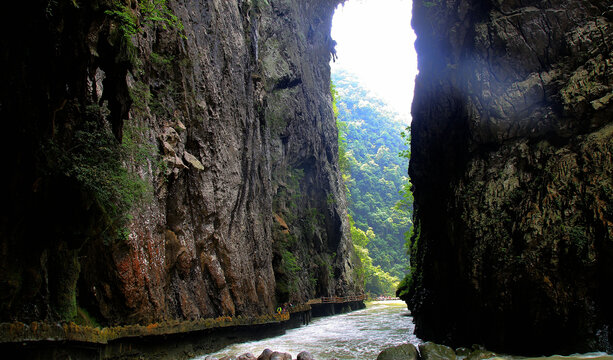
[
  {"left": 105, "top": 0, "right": 184, "bottom": 40},
  {"left": 45, "top": 104, "right": 154, "bottom": 246},
  {"left": 333, "top": 70, "right": 413, "bottom": 296}
]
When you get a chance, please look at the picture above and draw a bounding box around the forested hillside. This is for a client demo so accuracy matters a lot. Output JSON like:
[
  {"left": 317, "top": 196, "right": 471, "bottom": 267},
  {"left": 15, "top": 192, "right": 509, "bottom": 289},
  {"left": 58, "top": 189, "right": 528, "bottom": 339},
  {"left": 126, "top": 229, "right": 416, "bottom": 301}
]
[{"left": 332, "top": 70, "right": 412, "bottom": 294}]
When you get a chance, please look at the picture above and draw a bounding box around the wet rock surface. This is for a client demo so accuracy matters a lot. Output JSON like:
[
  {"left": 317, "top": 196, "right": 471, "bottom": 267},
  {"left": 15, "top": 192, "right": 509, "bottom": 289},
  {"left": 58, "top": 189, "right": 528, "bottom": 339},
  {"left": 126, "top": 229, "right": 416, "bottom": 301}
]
[
  {"left": 210, "top": 349, "right": 317, "bottom": 360},
  {"left": 405, "top": 0, "right": 613, "bottom": 355},
  {"left": 376, "top": 343, "right": 419, "bottom": 360},
  {"left": 419, "top": 342, "right": 457, "bottom": 360},
  {"left": 258, "top": 349, "right": 274, "bottom": 360},
  {"left": 296, "top": 351, "right": 315, "bottom": 360},
  {"left": 270, "top": 352, "right": 292, "bottom": 360}
]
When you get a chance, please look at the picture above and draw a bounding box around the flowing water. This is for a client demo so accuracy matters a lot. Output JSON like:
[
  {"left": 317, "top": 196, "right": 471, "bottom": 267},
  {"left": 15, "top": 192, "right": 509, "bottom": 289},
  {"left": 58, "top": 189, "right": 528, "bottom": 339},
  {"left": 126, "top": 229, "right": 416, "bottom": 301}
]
[
  {"left": 195, "top": 301, "right": 613, "bottom": 360},
  {"left": 197, "top": 301, "right": 419, "bottom": 359}
]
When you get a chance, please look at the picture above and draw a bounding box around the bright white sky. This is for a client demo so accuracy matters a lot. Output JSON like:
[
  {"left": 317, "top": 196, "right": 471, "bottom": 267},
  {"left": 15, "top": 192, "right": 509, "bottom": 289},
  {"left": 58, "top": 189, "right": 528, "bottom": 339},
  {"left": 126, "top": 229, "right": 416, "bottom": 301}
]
[{"left": 331, "top": 0, "right": 417, "bottom": 123}]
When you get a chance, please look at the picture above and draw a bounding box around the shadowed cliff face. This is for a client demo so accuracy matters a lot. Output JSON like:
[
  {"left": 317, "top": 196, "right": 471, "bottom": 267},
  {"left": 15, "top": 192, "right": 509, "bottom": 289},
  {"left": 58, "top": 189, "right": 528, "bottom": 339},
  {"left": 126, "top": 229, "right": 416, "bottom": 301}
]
[
  {"left": 405, "top": 0, "right": 613, "bottom": 355},
  {"left": 0, "top": 0, "right": 360, "bottom": 326}
]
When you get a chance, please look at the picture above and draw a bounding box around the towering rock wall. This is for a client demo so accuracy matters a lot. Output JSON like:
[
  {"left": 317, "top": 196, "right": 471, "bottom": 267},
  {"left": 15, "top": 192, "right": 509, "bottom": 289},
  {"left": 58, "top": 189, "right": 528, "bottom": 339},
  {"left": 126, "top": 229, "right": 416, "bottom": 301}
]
[
  {"left": 0, "top": 0, "right": 360, "bottom": 327},
  {"left": 405, "top": 0, "right": 612, "bottom": 355}
]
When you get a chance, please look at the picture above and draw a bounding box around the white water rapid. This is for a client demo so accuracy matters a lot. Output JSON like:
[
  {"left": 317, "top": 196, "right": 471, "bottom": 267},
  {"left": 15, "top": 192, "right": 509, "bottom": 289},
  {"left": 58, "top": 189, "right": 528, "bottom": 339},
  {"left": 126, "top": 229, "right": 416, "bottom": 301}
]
[{"left": 197, "top": 301, "right": 419, "bottom": 359}]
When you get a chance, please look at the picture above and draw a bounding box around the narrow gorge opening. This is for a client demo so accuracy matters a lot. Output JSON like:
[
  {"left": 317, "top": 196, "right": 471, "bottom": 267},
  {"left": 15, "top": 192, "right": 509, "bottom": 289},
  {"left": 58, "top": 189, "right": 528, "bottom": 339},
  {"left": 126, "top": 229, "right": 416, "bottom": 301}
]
[
  {"left": 330, "top": 0, "right": 418, "bottom": 297},
  {"left": 2, "top": 0, "right": 612, "bottom": 358}
]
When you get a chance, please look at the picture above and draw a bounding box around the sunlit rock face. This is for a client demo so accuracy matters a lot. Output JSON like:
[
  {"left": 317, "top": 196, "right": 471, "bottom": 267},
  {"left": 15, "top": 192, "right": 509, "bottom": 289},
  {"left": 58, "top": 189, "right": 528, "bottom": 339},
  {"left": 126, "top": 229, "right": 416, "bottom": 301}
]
[
  {"left": 405, "top": 0, "right": 612, "bottom": 355},
  {"left": 0, "top": 0, "right": 360, "bottom": 326}
]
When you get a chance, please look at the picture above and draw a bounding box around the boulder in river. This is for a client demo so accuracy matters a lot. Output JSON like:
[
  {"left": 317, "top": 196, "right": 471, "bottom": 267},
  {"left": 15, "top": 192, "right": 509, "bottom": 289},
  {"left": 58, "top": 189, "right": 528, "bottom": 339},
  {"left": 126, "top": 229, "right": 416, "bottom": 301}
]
[
  {"left": 419, "top": 342, "right": 457, "bottom": 360},
  {"left": 465, "top": 349, "right": 498, "bottom": 360},
  {"left": 238, "top": 353, "right": 257, "bottom": 360},
  {"left": 376, "top": 343, "right": 419, "bottom": 360},
  {"left": 455, "top": 347, "right": 471, "bottom": 357},
  {"left": 297, "top": 351, "right": 315, "bottom": 360},
  {"left": 258, "top": 349, "right": 274, "bottom": 360},
  {"left": 270, "top": 351, "right": 292, "bottom": 360}
]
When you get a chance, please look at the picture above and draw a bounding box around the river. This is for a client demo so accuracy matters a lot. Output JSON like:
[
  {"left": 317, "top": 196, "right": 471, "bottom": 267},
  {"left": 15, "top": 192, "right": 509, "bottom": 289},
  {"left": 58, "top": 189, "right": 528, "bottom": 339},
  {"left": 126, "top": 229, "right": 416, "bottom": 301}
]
[
  {"left": 196, "top": 301, "right": 419, "bottom": 359},
  {"left": 195, "top": 301, "right": 613, "bottom": 360}
]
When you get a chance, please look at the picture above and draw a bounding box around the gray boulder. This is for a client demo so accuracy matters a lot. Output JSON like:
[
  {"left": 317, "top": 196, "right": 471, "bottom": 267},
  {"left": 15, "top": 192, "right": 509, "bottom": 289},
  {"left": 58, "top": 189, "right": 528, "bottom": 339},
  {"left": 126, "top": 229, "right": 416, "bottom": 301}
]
[
  {"left": 466, "top": 349, "right": 497, "bottom": 360},
  {"left": 258, "top": 349, "right": 274, "bottom": 360},
  {"left": 419, "top": 342, "right": 457, "bottom": 360},
  {"left": 376, "top": 343, "right": 419, "bottom": 360},
  {"left": 238, "top": 353, "right": 257, "bottom": 360},
  {"left": 270, "top": 352, "right": 292, "bottom": 360},
  {"left": 297, "top": 351, "right": 315, "bottom": 360}
]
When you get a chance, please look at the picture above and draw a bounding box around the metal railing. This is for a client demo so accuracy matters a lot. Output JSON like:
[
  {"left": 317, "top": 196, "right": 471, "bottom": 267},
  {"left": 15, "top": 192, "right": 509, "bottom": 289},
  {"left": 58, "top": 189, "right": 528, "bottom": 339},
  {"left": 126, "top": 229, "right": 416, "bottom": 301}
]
[{"left": 317, "top": 294, "right": 367, "bottom": 304}]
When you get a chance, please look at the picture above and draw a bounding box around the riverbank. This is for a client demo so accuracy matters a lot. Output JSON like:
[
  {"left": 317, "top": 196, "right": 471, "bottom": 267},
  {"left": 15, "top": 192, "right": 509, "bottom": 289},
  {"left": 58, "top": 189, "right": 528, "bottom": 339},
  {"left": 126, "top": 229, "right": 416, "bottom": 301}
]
[{"left": 0, "top": 300, "right": 365, "bottom": 359}]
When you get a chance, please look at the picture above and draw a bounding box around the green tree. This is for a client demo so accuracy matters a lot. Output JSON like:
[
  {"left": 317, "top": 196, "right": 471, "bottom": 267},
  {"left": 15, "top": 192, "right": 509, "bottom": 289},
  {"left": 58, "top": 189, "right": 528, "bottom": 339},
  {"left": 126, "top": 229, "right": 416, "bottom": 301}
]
[{"left": 333, "top": 70, "right": 412, "bottom": 280}]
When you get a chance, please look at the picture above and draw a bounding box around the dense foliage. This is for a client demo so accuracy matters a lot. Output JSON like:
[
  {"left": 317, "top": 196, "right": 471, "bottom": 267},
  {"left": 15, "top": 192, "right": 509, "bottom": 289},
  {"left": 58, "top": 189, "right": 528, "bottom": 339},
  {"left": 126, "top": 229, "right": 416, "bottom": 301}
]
[{"left": 333, "top": 69, "right": 412, "bottom": 295}]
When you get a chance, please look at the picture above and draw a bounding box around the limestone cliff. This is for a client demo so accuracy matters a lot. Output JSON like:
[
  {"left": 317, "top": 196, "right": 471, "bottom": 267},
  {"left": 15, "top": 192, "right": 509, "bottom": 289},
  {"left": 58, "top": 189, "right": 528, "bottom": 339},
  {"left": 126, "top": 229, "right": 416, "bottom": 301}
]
[
  {"left": 403, "top": 0, "right": 613, "bottom": 355},
  {"left": 0, "top": 0, "right": 360, "bottom": 327}
]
